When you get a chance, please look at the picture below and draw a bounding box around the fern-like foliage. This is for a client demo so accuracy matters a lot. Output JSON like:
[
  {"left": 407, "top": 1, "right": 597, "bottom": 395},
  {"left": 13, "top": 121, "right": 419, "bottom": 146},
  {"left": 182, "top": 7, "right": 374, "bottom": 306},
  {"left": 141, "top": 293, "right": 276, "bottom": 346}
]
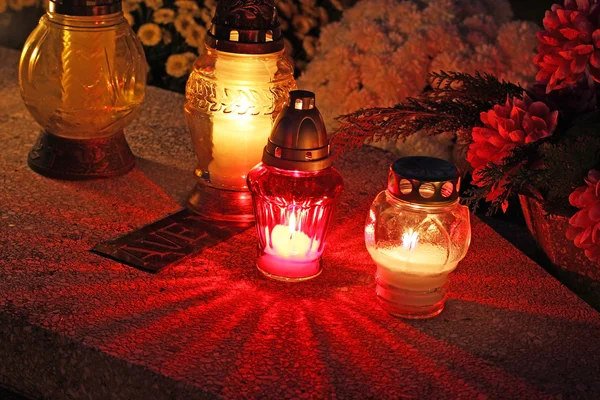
[
  {"left": 463, "top": 143, "right": 542, "bottom": 215},
  {"left": 331, "top": 71, "right": 524, "bottom": 154}
]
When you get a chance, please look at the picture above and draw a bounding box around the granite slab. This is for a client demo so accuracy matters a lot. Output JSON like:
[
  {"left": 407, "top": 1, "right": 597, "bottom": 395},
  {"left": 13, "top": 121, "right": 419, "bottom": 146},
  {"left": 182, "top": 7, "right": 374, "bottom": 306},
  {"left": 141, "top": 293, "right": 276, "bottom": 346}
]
[{"left": 1, "top": 46, "right": 600, "bottom": 399}]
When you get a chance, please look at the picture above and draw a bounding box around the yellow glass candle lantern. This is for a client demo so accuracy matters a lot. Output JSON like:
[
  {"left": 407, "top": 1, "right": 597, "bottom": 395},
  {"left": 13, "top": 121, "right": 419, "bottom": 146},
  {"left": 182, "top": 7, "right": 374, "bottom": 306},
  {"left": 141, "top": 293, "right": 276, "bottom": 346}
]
[
  {"left": 365, "top": 157, "right": 471, "bottom": 319},
  {"left": 185, "top": 0, "right": 296, "bottom": 222},
  {"left": 19, "top": 0, "right": 147, "bottom": 179}
]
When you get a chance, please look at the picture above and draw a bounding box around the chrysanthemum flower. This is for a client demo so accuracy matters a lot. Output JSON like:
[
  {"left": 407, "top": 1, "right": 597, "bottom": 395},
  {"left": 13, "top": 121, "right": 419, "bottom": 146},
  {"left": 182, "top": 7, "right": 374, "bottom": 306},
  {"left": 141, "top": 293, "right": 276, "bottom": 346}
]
[
  {"left": 174, "top": 14, "right": 195, "bottom": 37},
  {"left": 534, "top": 0, "right": 600, "bottom": 92},
  {"left": 175, "top": 0, "right": 202, "bottom": 17},
  {"left": 137, "top": 23, "right": 162, "bottom": 46},
  {"left": 185, "top": 24, "right": 207, "bottom": 48},
  {"left": 567, "top": 169, "right": 600, "bottom": 264},
  {"left": 300, "top": 0, "right": 538, "bottom": 132},
  {"left": 145, "top": 0, "right": 163, "bottom": 11},
  {"left": 467, "top": 93, "right": 558, "bottom": 208},
  {"left": 153, "top": 8, "right": 175, "bottom": 24},
  {"left": 166, "top": 53, "right": 193, "bottom": 78}
]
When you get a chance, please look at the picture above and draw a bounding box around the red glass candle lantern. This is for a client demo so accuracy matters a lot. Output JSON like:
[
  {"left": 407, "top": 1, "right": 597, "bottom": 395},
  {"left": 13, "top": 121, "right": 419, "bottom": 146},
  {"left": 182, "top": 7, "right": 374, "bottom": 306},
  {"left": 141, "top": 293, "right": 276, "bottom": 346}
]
[{"left": 247, "top": 91, "right": 344, "bottom": 281}]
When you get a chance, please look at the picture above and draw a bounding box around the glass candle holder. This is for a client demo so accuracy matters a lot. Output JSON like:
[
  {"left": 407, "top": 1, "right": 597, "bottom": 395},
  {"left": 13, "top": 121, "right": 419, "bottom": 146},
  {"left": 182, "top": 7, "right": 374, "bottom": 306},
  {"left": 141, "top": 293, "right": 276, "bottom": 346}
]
[
  {"left": 248, "top": 91, "right": 344, "bottom": 281},
  {"left": 19, "top": 0, "right": 146, "bottom": 179},
  {"left": 185, "top": 0, "right": 296, "bottom": 222},
  {"left": 365, "top": 157, "right": 471, "bottom": 318}
]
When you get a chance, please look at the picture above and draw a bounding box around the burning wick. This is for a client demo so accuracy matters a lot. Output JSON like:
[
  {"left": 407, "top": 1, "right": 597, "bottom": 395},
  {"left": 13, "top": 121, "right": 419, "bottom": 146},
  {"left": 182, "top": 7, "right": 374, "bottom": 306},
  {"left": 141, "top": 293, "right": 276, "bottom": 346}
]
[{"left": 402, "top": 229, "right": 419, "bottom": 251}]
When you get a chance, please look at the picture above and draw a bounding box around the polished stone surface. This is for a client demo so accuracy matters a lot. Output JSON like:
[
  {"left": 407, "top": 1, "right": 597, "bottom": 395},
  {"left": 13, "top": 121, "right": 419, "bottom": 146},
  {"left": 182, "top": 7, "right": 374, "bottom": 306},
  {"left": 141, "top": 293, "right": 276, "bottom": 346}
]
[{"left": 1, "top": 47, "right": 600, "bottom": 399}]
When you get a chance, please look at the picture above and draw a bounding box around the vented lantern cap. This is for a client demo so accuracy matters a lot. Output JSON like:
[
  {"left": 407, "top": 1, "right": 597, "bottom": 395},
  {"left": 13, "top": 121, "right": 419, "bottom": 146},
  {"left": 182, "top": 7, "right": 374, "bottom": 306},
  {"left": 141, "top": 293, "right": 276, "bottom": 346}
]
[{"left": 262, "top": 90, "right": 332, "bottom": 172}]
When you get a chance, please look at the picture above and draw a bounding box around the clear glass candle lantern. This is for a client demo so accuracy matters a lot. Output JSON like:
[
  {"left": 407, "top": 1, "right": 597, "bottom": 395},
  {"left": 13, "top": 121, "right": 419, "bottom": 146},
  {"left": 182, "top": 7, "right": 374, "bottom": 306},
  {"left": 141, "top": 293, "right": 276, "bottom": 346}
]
[
  {"left": 247, "top": 91, "right": 344, "bottom": 282},
  {"left": 365, "top": 157, "right": 471, "bottom": 318},
  {"left": 185, "top": 0, "right": 296, "bottom": 222},
  {"left": 19, "top": 0, "right": 146, "bottom": 179}
]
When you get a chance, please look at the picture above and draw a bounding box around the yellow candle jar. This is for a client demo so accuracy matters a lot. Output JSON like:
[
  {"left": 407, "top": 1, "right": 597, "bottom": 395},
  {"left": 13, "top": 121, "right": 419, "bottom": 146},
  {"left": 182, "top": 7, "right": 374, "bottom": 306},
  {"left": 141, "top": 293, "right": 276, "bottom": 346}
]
[
  {"left": 19, "top": 0, "right": 146, "bottom": 179},
  {"left": 365, "top": 157, "right": 471, "bottom": 319},
  {"left": 184, "top": 0, "right": 296, "bottom": 222}
]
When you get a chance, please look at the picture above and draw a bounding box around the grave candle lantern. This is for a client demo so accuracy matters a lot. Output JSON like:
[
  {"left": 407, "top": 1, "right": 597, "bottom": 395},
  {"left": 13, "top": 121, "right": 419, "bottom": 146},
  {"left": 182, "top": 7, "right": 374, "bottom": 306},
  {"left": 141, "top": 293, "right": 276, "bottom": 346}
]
[
  {"left": 365, "top": 157, "right": 471, "bottom": 318},
  {"left": 185, "top": 0, "right": 296, "bottom": 222},
  {"left": 19, "top": 0, "right": 146, "bottom": 179},
  {"left": 247, "top": 91, "right": 344, "bottom": 282}
]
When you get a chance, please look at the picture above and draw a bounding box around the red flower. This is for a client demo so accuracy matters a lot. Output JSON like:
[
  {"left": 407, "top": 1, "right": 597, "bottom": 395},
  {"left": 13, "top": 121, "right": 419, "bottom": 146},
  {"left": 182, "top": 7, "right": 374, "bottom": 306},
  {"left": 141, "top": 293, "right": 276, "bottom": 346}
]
[
  {"left": 567, "top": 169, "right": 600, "bottom": 264},
  {"left": 467, "top": 94, "right": 558, "bottom": 211},
  {"left": 535, "top": 0, "right": 600, "bottom": 92}
]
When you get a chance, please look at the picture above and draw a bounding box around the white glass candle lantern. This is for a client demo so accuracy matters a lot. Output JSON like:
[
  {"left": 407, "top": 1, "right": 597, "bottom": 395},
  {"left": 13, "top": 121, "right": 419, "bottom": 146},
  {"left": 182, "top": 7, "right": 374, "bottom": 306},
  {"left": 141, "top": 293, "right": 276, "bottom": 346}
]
[
  {"left": 184, "top": 0, "right": 296, "bottom": 222},
  {"left": 365, "top": 157, "right": 471, "bottom": 319}
]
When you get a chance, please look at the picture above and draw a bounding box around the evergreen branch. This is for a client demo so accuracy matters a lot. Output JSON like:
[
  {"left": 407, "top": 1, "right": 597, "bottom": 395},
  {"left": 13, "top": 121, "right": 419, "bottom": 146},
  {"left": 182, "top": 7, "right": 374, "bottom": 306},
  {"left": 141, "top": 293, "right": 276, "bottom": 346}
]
[{"left": 331, "top": 71, "right": 524, "bottom": 154}]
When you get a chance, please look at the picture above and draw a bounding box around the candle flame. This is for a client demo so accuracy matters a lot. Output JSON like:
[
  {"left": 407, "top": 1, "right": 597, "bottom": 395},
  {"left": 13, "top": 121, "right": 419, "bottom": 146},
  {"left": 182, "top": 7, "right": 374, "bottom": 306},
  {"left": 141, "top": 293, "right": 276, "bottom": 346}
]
[{"left": 402, "top": 229, "right": 419, "bottom": 251}]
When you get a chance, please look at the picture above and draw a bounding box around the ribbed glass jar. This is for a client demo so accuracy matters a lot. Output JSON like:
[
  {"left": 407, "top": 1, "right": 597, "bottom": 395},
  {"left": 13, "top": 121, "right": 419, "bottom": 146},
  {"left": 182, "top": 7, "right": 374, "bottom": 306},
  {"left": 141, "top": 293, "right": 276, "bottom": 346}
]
[
  {"left": 365, "top": 188, "right": 471, "bottom": 318},
  {"left": 247, "top": 163, "right": 344, "bottom": 281},
  {"left": 19, "top": 11, "right": 146, "bottom": 139},
  {"left": 185, "top": 46, "right": 296, "bottom": 190}
]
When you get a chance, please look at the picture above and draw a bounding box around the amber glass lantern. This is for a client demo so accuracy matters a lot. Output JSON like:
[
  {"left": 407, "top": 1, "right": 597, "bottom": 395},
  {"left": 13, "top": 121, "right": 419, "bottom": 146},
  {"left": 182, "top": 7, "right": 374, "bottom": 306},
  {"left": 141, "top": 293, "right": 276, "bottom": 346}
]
[
  {"left": 247, "top": 91, "right": 344, "bottom": 282},
  {"left": 365, "top": 157, "right": 471, "bottom": 318},
  {"left": 19, "top": 0, "right": 146, "bottom": 179},
  {"left": 185, "top": 0, "right": 296, "bottom": 222}
]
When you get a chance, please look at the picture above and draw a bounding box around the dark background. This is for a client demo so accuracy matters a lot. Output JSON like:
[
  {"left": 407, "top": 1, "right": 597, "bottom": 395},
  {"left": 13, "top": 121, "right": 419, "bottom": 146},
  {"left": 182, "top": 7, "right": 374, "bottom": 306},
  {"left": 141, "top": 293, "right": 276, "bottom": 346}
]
[{"left": 512, "top": 0, "right": 555, "bottom": 22}]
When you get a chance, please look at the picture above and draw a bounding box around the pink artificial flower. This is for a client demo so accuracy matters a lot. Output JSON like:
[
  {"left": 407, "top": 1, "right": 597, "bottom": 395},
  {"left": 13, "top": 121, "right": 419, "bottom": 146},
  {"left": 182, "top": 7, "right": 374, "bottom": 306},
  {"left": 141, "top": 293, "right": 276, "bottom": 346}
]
[
  {"left": 567, "top": 169, "right": 600, "bottom": 264},
  {"left": 535, "top": 0, "right": 600, "bottom": 92},
  {"left": 467, "top": 93, "right": 558, "bottom": 211}
]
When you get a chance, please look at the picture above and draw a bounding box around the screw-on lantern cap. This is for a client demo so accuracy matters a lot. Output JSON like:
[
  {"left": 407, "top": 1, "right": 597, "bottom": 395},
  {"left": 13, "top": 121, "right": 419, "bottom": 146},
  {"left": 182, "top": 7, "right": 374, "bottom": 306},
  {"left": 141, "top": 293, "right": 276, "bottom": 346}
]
[
  {"left": 206, "top": 0, "right": 284, "bottom": 54},
  {"left": 49, "top": 0, "right": 122, "bottom": 16},
  {"left": 262, "top": 90, "right": 332, "bottom": 172},
  {"left": 387, "top": 156, "right": 461, "bottom": 205}
]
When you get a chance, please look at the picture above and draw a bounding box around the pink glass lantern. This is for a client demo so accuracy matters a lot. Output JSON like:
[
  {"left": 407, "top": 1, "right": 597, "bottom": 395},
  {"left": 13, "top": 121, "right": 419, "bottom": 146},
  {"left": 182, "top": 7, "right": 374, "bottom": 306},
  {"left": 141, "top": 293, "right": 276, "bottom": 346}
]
[{"left": 247, "top": 91, "right": 344, "bottom": 281}]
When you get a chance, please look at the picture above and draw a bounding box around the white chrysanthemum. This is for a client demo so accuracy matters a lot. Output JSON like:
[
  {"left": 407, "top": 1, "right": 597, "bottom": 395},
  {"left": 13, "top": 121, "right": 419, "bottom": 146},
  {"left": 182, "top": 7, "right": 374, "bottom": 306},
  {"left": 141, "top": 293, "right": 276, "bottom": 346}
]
[
  {"left": 299, "top": 0, "right": 535, "bottom": 159},
  {"left": 166, "top": 53, "right": 193, "bottom": 78},
  {"left": 174, "top": 14, "right": 195, "bottom": 37},
  {"left": 153, "top": 8, "right": 175, "bottom": 24},
  {"left": 145, "top": 0, "right": 163, "bottom": 10},
  {"left": 175, "top": 0, "right": 202, "bottom": 17},
  {"left": 137, "top": 23, "right": 162, "bottom": 46},
  {"left": 497, "top": 20, "right": 539, "bottom": 86}
]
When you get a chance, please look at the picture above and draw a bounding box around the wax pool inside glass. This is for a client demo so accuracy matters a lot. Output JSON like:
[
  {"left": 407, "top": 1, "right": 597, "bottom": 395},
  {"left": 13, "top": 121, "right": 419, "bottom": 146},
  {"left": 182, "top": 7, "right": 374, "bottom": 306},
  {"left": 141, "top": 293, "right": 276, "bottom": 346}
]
[{"left": 185, "top": 52, "right": 281, "bottom": 190}]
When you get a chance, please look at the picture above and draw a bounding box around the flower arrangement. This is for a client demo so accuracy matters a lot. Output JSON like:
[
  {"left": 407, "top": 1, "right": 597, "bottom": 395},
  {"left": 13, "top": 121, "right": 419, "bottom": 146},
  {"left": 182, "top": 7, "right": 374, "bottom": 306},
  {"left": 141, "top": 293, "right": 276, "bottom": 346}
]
[
  {"left": 297, "top": 0, "right": 540, "bottom": 159},
  {"left": 123, "top": 0, "right": 214, "bottom": 92},
  {"left": 332, "top": 0, "right": 600, "bottom": 267},
  {"left": 125, "top": 0, "right": 351, "bottom": 92}
]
